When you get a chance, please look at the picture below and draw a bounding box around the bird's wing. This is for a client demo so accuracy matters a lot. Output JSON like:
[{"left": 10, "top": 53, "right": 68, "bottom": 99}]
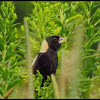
[
  {"left": 32, "top": 53, "right": 43, "bottom": 74},
  {"left": 32, "top": 55, "right": 38, "bottom": 67}
]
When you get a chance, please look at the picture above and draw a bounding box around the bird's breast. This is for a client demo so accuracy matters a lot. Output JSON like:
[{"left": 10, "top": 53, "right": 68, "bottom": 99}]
[{"left": 47, "top": 53, "right": 58, "bottom": 74}]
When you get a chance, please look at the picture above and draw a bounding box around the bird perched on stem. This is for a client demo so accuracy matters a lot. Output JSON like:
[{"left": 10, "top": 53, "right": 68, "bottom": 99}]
[{"left": 32, "top": 35, "right": 67, "bottom": 86}]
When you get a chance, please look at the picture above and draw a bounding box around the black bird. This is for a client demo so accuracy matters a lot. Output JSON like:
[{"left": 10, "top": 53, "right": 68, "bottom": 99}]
[{"left": 32, "top": 35, "right": 66, "bottom": 86}]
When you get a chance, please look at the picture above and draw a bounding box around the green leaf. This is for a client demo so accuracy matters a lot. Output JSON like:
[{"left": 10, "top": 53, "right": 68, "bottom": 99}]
[
  {"left": 0, "top": 90, "right": 4, "bottom": 97},
  {"left": 91, "top": 8, "right": 100, "bottom": 21},
  {"left": 7, "top": 78, "right": 21, "bottom": 91},
  {"left": 3, "top": 69, "right": 8, "bottom": 82}
]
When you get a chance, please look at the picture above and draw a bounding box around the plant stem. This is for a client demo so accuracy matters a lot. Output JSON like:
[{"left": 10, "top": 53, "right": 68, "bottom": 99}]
[
  {"left": 24, "top": 18, "right": 34, "bottom": 99},
  {"left": 2, "top": 25, "right": 7, "bottom": 69},
  {"left": 51, "top": 74, "right": 60, "bottom": 99},
  {"left": 68, "top": 23, "right": 85, "bottom": 99},
  {"left": 59, "top": 49, "right": 66, "bottom": 99}
]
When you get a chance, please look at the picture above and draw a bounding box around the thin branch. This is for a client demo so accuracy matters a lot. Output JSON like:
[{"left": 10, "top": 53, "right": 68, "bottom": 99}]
[{"left": 4, "top": 88, "right": 14, "bottom": 99}]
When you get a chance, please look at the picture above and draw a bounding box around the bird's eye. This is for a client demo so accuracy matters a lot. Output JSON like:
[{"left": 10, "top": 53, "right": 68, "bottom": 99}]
[{"left": 54, "top": 38, "right": 57, "bottom": 41}]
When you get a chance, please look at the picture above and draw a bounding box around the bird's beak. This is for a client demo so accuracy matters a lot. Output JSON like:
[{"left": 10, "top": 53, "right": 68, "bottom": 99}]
[{"left": 59, "top": 37, "right": 67, "bottom": 44}]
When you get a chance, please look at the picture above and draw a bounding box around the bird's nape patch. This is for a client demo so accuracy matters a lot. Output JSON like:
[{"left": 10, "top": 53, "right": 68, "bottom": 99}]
[{"left": 40, "top": 40, "right": 49, "bottom": 53}]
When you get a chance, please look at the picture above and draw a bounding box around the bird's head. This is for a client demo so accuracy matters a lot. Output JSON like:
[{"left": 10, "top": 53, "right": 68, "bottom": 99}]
[{"left": 40, "top": 35, "right": 67, "bottom": 53}]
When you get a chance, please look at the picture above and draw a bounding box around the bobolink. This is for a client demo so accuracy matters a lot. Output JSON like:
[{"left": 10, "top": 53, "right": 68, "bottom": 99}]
[{"left": 32, "top": 35, "right": 66, "bottom": 86}]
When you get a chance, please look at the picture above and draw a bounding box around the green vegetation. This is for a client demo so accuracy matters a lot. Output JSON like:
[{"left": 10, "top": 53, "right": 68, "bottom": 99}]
[{"left": 0, "top": 1, "right": 100, "bottom": 99}]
